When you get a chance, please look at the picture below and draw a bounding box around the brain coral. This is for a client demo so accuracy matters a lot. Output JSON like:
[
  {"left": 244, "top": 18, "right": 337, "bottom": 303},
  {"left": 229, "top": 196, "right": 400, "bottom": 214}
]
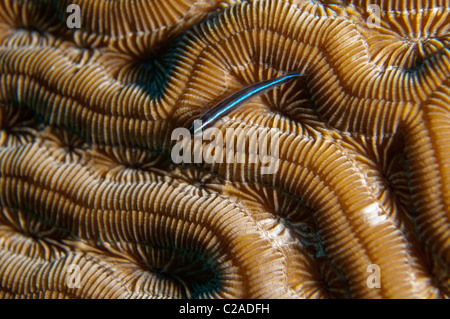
[{"left": 0, "top": 0, "right": 449, "bottom": 299}]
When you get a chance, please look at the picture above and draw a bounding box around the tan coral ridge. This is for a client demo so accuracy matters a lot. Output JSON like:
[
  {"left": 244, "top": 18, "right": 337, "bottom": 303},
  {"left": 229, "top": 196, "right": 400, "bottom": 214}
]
[{"left": 0, "top": 0, "right": 449, "bottom": 298}]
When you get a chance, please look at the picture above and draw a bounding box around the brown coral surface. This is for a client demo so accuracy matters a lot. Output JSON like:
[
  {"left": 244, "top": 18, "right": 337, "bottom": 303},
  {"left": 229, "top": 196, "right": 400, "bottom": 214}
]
[{"left": 0, "top": 0, "right": 449, "bottom": 298}]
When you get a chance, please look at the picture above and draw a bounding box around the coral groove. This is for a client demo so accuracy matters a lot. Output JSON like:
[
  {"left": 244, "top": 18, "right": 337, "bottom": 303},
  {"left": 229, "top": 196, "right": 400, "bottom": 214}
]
[{"left": 0, "top": 0, "right": 449, "bottom": 298}]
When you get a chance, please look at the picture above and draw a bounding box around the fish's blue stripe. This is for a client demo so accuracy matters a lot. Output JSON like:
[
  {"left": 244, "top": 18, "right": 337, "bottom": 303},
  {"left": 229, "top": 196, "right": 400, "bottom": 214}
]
[
  {"left": 191, "top": 72, "right": 305, "bottom": 135},
  {"left": 213, "top": 73, "right": 299, "bottom": 119}
]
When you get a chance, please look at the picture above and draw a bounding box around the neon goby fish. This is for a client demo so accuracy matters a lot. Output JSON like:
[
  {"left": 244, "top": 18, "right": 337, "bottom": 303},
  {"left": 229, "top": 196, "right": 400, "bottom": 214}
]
[{"left": 190, "top": 72, "right": 305, "bottom": 135}]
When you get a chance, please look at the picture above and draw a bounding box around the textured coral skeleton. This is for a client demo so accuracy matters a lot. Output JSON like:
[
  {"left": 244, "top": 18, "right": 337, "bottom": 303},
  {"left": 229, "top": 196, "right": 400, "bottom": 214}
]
[{"left": 0, "top": 0, "right": 449, "bottom": 298}]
